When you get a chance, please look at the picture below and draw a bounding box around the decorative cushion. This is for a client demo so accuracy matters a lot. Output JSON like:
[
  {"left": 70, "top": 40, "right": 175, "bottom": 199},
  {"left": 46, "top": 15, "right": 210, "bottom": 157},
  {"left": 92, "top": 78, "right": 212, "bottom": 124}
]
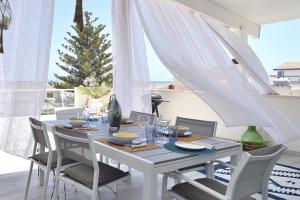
[
  {"left": 171, "top": 178, "right": 226, "bottom": 200},
  {"left": 31, "top": 150, "right": 75, "bottom": 169},
  {"left": 171, "top": 178, "right": 255, "bottom": 200},
  {"left": 62, "top": 162, "right": 129, "bottom": 188}
]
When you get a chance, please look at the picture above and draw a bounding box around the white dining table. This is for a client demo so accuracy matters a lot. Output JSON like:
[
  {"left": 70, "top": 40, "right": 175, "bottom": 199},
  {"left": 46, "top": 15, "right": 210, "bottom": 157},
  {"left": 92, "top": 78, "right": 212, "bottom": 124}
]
[{"left": 44, "top": 119, "right": 242, "bottom": 200}]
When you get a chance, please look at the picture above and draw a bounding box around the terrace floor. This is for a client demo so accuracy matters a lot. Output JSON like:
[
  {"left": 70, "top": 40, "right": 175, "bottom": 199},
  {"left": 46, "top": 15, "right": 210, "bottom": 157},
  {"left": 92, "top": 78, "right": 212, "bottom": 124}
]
[{"left": 0, "top": 150, "right": 299, "bottom": 200}]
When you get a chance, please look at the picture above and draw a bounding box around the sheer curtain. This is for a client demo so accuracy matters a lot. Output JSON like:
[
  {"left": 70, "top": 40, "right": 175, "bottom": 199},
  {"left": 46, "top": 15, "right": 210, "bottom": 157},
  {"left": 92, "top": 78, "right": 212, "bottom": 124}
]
[
  {"left": 204, "top": 17, "right": 276, "bottom": 95},
  {"left": 112, "top": 0, "right": 151, "bottom": 117},
  {"left": 0, "top": 0, "right": 55, "bottom": 157},
  {"left": 112, "top": 0, "right": 299, "bottom": 143}
]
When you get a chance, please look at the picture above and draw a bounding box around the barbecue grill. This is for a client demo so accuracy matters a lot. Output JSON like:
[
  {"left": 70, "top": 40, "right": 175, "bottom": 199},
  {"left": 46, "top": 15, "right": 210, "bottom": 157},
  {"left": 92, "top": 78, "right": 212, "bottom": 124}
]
[{"left": 151, "top": 92, "right": 169, "bottom": 117}]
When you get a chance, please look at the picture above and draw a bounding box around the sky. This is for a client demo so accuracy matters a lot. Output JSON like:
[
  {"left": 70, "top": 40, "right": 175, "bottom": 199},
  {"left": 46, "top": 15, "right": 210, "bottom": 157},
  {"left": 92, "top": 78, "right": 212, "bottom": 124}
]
[{"left": 48, "top": 0, "right": 300, "bottom": 82}]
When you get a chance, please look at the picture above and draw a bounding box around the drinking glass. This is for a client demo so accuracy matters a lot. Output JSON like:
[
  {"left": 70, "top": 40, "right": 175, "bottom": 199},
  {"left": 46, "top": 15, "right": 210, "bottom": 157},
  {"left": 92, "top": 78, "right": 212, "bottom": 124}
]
[
  {"left": 145, "top": 124, "right": 156, "bottom": 144},
  {"left": 138, "top": 115, "right": 151, "bottom": 138},
  {"left": 155, "top": 116, "right": 171, "bottom": 144},
  {"left": 168, "top": 126, "right": 178, "bottom": 142}
]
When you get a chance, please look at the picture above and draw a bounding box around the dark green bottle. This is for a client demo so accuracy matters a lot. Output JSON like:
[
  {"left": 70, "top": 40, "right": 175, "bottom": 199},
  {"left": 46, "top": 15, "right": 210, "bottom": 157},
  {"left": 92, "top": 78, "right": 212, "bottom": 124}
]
[{"left": 108, "top": 94, "right": 122, "bottom": 131}]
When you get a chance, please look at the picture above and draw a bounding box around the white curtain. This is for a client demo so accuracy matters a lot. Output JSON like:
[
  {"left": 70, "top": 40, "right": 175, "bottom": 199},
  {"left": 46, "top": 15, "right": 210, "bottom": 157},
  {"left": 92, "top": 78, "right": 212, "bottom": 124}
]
[
  {"left": 204, "top": 17, "right": 276, "bottom": 95},
  {"left": 0, "top": 0, "right": 55, "bottom": 157},
  {"left": 112, "top": 0, "right": 151, "bottom": 117},
  {"left": 113, "top": 0, "right": 299, "bottom": 143}
]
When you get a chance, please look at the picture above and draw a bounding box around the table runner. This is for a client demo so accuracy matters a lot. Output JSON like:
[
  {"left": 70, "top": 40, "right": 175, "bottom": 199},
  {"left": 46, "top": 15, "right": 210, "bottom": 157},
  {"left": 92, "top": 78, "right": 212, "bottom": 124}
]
[{"left": 163, "top": 142, "right": 216, "bottom": 155}]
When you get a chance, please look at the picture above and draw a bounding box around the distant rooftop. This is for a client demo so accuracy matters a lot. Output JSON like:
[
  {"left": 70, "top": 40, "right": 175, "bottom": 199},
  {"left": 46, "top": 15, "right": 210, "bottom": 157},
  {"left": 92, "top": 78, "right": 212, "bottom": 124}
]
[{"left": 274, "top": 62, "right": 300, "bottom": 70}]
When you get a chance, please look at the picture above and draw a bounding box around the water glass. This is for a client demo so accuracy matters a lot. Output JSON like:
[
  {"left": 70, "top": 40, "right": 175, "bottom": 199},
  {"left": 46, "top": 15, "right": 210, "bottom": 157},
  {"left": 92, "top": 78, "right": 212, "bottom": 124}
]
[
  {"left": 145, "top": 125, "right": 156, "bottom": 144},
  {"left": 155, "top": 116, "right": 171, "bottom": 144},
  {"left": 168, "top": 127, "right": 178, "bottom": 142}
]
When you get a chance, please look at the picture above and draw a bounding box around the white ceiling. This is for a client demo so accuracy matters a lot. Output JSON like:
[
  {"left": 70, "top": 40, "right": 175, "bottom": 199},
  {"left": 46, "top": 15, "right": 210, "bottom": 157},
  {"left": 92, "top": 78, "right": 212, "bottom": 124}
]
[{"left": 210, "top": 0, "right": 300, "bottom": 25}]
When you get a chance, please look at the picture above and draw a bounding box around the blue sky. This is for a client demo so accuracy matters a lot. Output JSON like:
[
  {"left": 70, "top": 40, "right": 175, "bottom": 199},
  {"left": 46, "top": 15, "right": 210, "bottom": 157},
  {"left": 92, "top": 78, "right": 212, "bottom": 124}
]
[{"left": 48, "top": 0, "right": 300, "bottom": 82}]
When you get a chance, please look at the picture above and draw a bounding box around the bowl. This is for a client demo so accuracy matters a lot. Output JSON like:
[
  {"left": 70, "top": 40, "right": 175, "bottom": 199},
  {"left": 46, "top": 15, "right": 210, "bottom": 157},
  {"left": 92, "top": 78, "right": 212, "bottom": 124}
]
[
  {"left": 111, "top": 132, "right": 139, "bottom": 143},
  {"left": 175, "top": 126, "right": 191, "bottom": 136},
  {"left": 69, "top": 119, "right": 87, "bottom": 128}
]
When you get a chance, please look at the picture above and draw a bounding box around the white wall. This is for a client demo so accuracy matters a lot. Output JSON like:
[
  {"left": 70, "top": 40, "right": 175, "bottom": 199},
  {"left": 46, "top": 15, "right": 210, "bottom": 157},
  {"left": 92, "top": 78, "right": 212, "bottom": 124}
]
[
  {"left": 156, "top": 89, "right": 300, "bottom": 150},
  {"left": 283, "top": 70, "right": 300, "bottom": 77}
]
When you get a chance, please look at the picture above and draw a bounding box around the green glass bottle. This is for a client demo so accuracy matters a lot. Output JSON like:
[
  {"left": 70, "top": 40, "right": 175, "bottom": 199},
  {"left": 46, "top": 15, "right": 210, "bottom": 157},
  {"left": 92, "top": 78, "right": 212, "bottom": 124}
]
[{"left": 241, "top": 126, "right": 264, "bottom": 145}]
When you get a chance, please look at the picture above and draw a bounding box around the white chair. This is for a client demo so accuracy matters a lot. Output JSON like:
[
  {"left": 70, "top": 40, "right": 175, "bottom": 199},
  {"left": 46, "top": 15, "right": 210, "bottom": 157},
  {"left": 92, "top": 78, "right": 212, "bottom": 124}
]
[
  {"left": 52, "top": 126, "right": 129, "bottom": 200},
  {"left": 24, "top": 118, "right": 76, "bottom": 200},
  {"left": 175, "top": 117, "right": 217, "bottom": 175},
  {"left": 55, "top": 107, "right": 83, "bottom": 120},
  {"left": 129, "top": 110, "right": 155, "bottom": 124},
  {"left": 162, "top": 144, "right": 287, "bottom": 200}
]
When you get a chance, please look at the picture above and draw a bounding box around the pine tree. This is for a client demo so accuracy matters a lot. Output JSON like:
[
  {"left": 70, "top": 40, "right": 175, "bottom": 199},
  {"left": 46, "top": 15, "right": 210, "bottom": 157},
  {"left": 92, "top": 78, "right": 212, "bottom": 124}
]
[{"left": 51, "top": 12, "right": 112, "bottom": 88}]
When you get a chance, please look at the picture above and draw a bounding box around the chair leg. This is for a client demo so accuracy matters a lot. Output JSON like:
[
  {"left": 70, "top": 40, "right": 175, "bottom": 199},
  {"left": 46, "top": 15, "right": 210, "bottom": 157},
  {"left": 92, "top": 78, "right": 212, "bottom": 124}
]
[
  {"left": 24, "top": 161, "right": 34, "bottom": 200},
  {"left": 53, "top": 175, "right": 60, "bottom": 200},
  {"left": 161, "top": 174, "right": 169, "bottom": 200},
  {"left": 42, "top": 166, "right": 51, "bottom": 200},
  {"left": 92, "top": 188, "right": 99, "bottom": 200},
  {"left": 261, "top": 184, "right": 268, "bottom": 200}
]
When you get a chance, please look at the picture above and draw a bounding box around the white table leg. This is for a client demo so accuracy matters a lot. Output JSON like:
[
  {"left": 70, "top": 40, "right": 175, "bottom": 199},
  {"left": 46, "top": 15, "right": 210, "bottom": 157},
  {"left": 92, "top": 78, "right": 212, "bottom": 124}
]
[
  {"left": 206, "top": 162, "right": 215, "bottom": 179},
  {"left": 143, "top": 173, "right": 158, "bottom": 200},
  {"left": 39, "top": 144, "right": 45, "bottom": 186}
]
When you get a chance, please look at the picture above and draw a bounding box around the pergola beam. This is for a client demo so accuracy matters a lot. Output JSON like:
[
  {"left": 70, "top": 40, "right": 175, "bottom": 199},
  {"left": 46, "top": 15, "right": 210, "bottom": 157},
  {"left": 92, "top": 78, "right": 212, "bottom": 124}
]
[{"left": 174, "top": 0, "right": 261, "bottom": 38}]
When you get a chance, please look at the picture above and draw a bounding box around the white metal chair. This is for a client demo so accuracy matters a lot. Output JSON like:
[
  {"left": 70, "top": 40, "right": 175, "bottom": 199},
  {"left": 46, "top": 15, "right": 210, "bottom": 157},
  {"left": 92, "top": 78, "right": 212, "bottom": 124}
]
[
  {"left": 162, "top": 144, "right": 287, "bottom": 200},
  {"left": 52, "top": 126, "right": 129, "bottom": 200},
  {"left": 130, "top": 110, "right": 155, "bottom": 124},
  {"left": 24, "top": 118, "right": 75, "bottom": 200},
  {"left": 175, "top": 117, "right": 217, "bottom": 174},
  {"left": 55, "top": 107, "right": 84, "bottom": 120}
]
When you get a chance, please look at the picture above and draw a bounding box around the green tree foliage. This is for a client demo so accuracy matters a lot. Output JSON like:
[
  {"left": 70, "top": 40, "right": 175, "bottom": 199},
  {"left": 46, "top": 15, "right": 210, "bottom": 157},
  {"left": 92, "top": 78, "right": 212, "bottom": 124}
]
[{"left": 51, "top": 12, "right": 112, "bottom": 89}]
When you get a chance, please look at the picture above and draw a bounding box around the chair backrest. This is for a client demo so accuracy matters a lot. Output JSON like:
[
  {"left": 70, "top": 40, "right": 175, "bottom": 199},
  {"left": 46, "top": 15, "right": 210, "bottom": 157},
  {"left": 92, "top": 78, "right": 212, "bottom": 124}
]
[
  {"left": 227, "top": 144, "right": 287, "bottom": 199},
  {"left": 53, "top": 126, "right": 96, "bottom": 167},
  {"left": 175, "top": 117, "right": 217, "bottom": 138},
  {"left": 130, "top": 111, "right": 155, "bottom": 124},
  {"left": 29, "top": 117, "right": 49, "bottom": 149},
  {"left": 55, "top": 107, "right": 83, "bottom": 120}
]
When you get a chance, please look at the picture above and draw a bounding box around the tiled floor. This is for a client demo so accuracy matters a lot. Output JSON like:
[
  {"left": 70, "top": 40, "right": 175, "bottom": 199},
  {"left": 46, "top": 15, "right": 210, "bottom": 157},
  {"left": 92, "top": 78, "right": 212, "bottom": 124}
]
[{"left": 0, "top": 150, "right": 299, "bottom": 200}]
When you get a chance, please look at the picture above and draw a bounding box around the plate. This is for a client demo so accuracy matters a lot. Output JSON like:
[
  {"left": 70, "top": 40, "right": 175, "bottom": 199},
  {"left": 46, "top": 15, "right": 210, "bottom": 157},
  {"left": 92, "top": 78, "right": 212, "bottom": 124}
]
[
  {"left": 107, "top": 136, "right": 144, "bottom": 145},
  {"left": 64, "top": 123, "right": 88, "bottom": 129},
  {"left": 164, "top": 130, "right": 192, "bottom": 137},
  {"left": 175, "top": 141, "right": 206, "bottom": 150}
]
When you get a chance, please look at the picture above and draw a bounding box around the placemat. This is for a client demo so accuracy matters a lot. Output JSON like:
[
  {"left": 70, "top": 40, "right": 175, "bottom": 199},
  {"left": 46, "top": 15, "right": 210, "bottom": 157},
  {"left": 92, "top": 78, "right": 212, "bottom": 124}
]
[
  {"left": 97, "top": 138, "right": 161, "bottom": 153},
  {"left": 177, "top": 134, "right": 208, "bottom": 142},
  {"left": 56, "top": 125, "right": 98, "bottom": 132},
  {"left": 163, "top": 142, "right": 216, "bottom": 155}
]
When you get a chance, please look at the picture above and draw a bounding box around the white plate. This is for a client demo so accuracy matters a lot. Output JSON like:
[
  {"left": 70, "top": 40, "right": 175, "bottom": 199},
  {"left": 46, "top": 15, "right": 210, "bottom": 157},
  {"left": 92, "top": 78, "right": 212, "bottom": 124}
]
[
  {"left": 164, "top": 130, "right": 192, "bottom": 137},
  {"left": 175, "top": 141, "right": 206, "bottom": 150}
]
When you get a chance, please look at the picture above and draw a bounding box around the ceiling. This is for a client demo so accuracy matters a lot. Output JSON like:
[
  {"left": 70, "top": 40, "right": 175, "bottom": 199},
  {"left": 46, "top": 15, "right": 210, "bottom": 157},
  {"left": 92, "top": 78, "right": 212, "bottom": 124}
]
[
  {"left": 173, "top": 0, "right": 300, "bottom": 38},
  {"left": 211, "top": 0, "right": 300, "bottom": 25}
]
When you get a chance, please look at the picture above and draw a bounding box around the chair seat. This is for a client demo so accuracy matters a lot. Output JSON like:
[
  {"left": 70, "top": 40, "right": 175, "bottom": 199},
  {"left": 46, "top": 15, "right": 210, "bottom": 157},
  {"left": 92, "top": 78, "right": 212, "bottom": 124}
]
[
  {"left": 62, "top": 162, "right": 129, "bottom": 189},
  {"left": 31, "top": 151, "right": 75, "bottom": 169},
  {"left": 171, "top": 178, "right": 254, "bottom": 200}
]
